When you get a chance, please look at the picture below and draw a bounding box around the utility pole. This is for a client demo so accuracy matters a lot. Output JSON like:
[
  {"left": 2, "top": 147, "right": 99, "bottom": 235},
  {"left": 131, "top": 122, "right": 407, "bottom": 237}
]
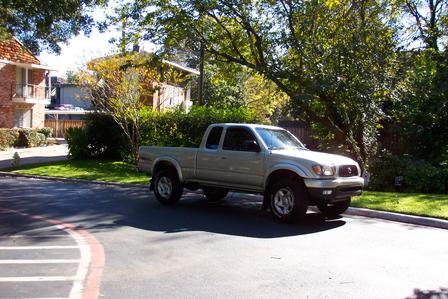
[{"left": 198, "top": 42, "right": 205, "bottom": 105}]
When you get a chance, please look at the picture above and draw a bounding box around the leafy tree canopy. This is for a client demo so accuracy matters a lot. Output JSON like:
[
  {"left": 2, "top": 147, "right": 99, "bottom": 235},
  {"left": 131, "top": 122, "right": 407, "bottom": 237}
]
[
  {"left": 0, "top": 0, "right": 106, "bottom": 54},
  {"left": 110, "top": 0, "right": 400, "bottom": 169}
]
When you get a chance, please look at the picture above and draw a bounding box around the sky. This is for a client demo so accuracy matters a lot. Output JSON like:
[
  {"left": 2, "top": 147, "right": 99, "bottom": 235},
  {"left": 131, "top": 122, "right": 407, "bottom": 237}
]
[{"left": 37, "top": 5, "right": 155, "bottom": 78}]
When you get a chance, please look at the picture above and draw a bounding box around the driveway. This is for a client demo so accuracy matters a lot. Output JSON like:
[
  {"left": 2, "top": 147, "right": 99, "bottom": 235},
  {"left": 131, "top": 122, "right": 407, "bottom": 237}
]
[{"left": 0, "top": 176, "right": 447, "bottom": 299}]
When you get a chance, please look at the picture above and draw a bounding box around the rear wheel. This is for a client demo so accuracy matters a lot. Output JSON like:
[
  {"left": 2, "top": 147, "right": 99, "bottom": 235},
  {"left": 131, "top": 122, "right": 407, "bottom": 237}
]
[
  {"left": 317, "top": 198, "right": 351, "bottom": 217},
  {"left": 202, "top": 187, "right": 228, "bottom": 203},
  {"left": 269, "top": 178, "right": 308, "bottom": 223},
  {"left": 153, "top": 169, "right": 183, "bottom": 205}
]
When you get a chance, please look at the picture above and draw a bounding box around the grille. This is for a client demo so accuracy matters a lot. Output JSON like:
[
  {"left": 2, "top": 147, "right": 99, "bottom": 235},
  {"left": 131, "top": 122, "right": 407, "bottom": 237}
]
[{"left": 339, "top": 165, "right": 358, "bottom": 177}]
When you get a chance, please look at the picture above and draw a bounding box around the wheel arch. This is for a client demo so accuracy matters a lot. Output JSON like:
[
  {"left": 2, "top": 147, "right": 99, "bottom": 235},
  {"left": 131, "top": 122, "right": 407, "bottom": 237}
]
[
  {"left": 264, "top": 165, "right": 307, "bottom": 192},
  {"left": 152, "top": 157, "right": 183, "bottom": 182}
]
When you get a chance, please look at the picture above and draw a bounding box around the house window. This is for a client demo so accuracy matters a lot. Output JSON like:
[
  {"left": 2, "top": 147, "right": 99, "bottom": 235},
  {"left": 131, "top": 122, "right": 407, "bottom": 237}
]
[
  {"left": 15, "top": 67, "right": 33, "bottom": 97},
  {"left": 14, "top": 109, "right": 32, "bottom": 128}
]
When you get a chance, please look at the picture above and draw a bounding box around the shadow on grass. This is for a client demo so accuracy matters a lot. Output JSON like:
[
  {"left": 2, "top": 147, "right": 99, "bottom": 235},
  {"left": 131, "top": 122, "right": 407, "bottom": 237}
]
[{"left": 3, "top": 159, "right": 148, "bottom": 184}]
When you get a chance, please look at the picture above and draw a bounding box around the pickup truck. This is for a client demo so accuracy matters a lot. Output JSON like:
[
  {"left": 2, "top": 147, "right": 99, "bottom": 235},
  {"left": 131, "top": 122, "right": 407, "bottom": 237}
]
[{"left": 138, "top": 123, "right": 364, "bottom": 223}]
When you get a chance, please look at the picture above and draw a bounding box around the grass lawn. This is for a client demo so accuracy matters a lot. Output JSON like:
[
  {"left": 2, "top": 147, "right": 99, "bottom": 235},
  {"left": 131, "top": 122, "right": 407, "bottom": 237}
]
[
  {"left": 4, "top": 159, "right": 149, "bottom": 184},
  {"left": 353, "top": 191, "right": 448, "bottom": 220}
]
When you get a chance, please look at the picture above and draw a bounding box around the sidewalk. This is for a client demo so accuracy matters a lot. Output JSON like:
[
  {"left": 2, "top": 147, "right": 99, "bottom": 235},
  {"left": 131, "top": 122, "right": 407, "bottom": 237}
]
[{"left": 0, "top": 144, "right": 69, "bottom": 169}]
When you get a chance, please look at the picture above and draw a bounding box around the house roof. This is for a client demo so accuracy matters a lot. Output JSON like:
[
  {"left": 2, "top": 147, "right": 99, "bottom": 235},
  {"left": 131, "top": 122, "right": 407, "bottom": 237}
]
[
  {"left": 161, "top": 59, "right": 200, "bottom": 75},
  {"left": 0, "top": 37, "right": 56, "bottom": 70},
  {"left": 12, "top": 37, "right": 40, "bottom": 62},
  {"left": 89, "top": 52, "right": 199, "bottom": 75},
  {"left": 0, "top": 59, "right": 56, "bottom": 71}
]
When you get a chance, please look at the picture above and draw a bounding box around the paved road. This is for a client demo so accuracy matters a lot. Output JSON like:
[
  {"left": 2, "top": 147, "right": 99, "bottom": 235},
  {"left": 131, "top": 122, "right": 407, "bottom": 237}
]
[{"left": 0, "top": 177, "right": 447, "bottom": 299}]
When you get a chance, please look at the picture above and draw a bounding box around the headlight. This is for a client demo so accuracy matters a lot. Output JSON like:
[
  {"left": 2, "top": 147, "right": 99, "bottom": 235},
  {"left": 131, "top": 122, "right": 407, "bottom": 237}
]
[{"left": 312, "top": 165, "right": 334, "bottom": 176}]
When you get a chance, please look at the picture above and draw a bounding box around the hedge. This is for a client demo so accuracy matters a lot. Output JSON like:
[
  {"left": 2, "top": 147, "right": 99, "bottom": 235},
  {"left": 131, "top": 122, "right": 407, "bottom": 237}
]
[
  {"left": 66, "top": 106, "right": 259, "bottom": 160},
  {"left": 0, "top": 129, "right": 20, "bottom": 150},
  {"left": 66, "top": 113, "right": 128, "bottom": 160},
  {"left": 139, "top": 105, "right": 259, "bottom": 147},
  {"left": 0, "top": 127, "right": 53, "bottom": 150},
  {"left": 368, "top": 152, "right": 448, "bottom": 194}
]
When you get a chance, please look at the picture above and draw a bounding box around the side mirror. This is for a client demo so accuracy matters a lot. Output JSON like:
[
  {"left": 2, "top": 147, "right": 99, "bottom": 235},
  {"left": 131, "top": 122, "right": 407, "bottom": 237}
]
[{"left": 243, "top": 140, "right": 261, "bottom": 152}]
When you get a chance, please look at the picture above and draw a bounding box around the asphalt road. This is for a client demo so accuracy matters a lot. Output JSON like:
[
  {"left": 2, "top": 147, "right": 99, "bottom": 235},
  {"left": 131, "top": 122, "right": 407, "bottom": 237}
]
[{"left": 0, "top": 176, "right": 447, "bottom": 299}]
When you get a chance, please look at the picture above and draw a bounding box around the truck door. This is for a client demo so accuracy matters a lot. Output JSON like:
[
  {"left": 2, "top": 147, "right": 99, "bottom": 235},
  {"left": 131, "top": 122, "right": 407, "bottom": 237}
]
[
  {"left": 217, "top": 126, "right": 264, "bottom": 188},
  {"left": 196, "top": 126, "right": 226, "bottom": 183}
]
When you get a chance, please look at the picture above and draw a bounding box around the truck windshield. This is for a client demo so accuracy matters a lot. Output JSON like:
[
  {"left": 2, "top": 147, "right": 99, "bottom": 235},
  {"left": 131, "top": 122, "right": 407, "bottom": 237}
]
[{"left": 255, "top": 128, "right": 306, "bottom": 150}]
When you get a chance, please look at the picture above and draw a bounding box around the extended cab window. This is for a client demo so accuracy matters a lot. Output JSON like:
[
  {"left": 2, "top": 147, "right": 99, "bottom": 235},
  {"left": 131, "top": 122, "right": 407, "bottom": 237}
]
[
  {"left": 223, "top": 127, "right": 259, "bottom": 152},
  {"left": 206, "top": 126, "right": 223, "bottom": 149}
]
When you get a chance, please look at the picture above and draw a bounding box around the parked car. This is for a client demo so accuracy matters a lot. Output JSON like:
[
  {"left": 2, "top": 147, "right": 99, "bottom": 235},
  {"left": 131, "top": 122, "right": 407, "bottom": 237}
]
[
  {"left": 138, "top": 124, "right": 364, "bottom": 223},
  {"left": 46, "top": 104, "right": 83, "bottom": 111}
]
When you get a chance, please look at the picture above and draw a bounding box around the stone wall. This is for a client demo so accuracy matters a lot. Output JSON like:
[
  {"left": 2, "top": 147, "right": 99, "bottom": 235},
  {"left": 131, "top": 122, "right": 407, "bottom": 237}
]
[
  {"left": 32, "top": 69, "right": 46, "bottom": 100},
  {"left": 0, "top": 63, "right": 14, "bottom": 127},
  {"left": 0, "top": 63, "right": 47, "bottom": 128},
  {"left": 31, "top": 102, "right": 45, "bottom": 128}
]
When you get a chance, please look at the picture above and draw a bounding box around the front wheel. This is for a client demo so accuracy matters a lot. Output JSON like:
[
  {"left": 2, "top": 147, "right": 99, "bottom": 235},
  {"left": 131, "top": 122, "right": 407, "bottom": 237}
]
[
  {"left": 153, "top": 169, "right": 183, "bottom": 205},
  {"left": 317, "top": 198, "right": 351, "bottom": 217},
  {"left": 269, "top": 178, "right": 308, "bottom": 223}
]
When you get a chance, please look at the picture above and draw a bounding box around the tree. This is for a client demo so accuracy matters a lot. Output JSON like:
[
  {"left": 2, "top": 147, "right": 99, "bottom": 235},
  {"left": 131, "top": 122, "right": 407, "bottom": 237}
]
[
  {"left": 400, "top": 0, "right": 447, "bottom": 51},
  {"left": 78, "top": 53, "right": 162, "bottom": 162},
  {"left": 0, "top": 0, "right": 106, "bottom": 54},
  {"left": 109, "top": 0, "right": 399, "bottom": 170},
  {"left": 78, "top": 53, "right": 195, "bottom": 162},
  {"left": 383, "top": 1, "right": 448, "bottom": 163}
]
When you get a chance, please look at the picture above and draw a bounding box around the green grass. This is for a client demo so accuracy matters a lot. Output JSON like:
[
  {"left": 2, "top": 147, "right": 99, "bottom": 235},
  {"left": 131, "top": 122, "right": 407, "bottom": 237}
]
[
  {"left": 353, "top": 191, "right": 448, "bottom": 220},
  {"left": 4, "top": 160, "right": 149, "bottom": 184}
]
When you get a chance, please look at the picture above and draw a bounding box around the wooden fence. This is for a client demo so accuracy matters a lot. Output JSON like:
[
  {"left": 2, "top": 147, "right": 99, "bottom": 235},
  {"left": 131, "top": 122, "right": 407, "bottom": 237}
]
[
  {"left": 44, "top": 119, "right": 85, "bottom": 138},
  {"left": 278, "top": 121, "right": 318, "bottom": 149}
]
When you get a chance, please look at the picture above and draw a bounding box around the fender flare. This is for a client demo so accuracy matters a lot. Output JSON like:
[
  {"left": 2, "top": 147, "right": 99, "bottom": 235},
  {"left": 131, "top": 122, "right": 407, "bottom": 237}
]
[
  {"left": 152, "top": 157, "right": 184, "bottom": 182},
  {"left": 263, "top": 164, "right": 309, "bottom": 190}
]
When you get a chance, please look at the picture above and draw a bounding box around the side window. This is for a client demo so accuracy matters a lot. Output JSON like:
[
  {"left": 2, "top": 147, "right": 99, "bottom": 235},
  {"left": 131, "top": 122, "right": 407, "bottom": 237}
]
[
  {"left": 206, "top": 126, "right": 223, "bottom": 149},
  {"left": 223, "top": 127, "right": 259, "bottom": 152}
]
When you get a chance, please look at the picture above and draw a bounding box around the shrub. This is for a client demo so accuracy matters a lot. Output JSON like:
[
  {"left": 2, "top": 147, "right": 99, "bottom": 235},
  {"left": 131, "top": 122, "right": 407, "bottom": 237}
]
[
  {"left": 65, "top": 113, "right": 130, "bottom": 160},
  {"left": 84, "top": 113, "right": 130, "bottom": 160},
  {"left": 66, "top": 106, "right": 259, "bottom": 162},
  {"left": 66, "top": 127, "right": 90, "bottom": 159},
  {"left": 16, "top": 129, "right": 47, "bottom": 147},
  {"left": 37, "top": 127, "right": 53, "bottom": 138},
  {"left": 369, "top": 152, "right": 448, "bottom": 193},
  {"left": 0, "top": 129, "right": 20, "bottom": 150}
]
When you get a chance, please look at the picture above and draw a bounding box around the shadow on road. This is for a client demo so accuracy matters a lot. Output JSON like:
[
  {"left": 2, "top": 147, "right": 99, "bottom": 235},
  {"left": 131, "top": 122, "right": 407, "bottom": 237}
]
[
  {"left": 405, "top": 287, "right": 448, "bottom": 299},
  {"left": 0, "top": 177, "right": 346, "bottom": 239}
]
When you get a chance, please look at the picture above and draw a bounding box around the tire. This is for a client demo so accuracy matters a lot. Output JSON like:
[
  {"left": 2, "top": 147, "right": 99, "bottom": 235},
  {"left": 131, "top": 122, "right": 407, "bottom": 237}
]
[
  {"left": 153, "top": 169, "right": 183, "bottom": 205},
  {"left": 269, "top": 178, "right": 308, "bottom": 223},
  {"left": 202, "top": 187, "right": 228, "bottom": 203},
  {"left": 317, "top": 198, "right": 351, "bottom": 217}
]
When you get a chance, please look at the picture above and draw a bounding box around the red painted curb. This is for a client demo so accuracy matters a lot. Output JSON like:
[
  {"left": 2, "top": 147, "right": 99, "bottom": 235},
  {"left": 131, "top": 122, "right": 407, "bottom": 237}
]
[{"left": 0, "top": 208, "right": 105, "bottom": 299}]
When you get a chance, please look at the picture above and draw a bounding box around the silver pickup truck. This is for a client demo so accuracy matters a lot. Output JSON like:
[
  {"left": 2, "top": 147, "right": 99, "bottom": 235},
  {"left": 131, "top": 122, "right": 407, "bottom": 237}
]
[{"left": 138, "top": 123, "right": 364, "bottom": 223}]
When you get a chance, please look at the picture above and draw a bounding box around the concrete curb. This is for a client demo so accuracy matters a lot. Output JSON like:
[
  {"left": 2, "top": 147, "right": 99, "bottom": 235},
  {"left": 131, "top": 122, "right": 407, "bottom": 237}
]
[
  {"left": 0, "top": 171, "right": 150, "bottom": 189},
  {"left": 1, "top": 172, "right": 447, "bottom": 230},
  {"left": 344, "top": 207, "right": 448, "bottom": 230}
]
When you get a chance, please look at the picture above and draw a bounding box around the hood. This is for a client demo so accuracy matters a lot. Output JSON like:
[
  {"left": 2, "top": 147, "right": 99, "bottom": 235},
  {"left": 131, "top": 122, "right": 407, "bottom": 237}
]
[{"left": 271, "top": 149, "right": 358, "bottom": 166}]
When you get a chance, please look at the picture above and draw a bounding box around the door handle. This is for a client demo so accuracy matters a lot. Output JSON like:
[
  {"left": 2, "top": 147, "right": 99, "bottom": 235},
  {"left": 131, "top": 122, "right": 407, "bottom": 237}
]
[{"left": 220, "top": 156, "right": 226, "bottom": 160}]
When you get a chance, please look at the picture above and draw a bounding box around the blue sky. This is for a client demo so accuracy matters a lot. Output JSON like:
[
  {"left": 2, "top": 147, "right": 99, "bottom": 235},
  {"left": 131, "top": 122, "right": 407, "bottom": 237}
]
[{"left": 38, "top": 5, "right": 154, "bottom": 77}]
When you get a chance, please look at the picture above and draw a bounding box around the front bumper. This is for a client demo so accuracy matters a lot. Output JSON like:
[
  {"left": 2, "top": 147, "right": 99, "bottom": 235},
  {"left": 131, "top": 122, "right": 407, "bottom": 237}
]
[{"left": 304, "top": 177, "right": 364, "bottom": 204}]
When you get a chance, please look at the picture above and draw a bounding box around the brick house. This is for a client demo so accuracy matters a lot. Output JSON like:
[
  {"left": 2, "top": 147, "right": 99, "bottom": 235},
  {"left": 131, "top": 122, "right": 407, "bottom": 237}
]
[{"left": 0, "top": 37, "right": 53, "bottom": 128}]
